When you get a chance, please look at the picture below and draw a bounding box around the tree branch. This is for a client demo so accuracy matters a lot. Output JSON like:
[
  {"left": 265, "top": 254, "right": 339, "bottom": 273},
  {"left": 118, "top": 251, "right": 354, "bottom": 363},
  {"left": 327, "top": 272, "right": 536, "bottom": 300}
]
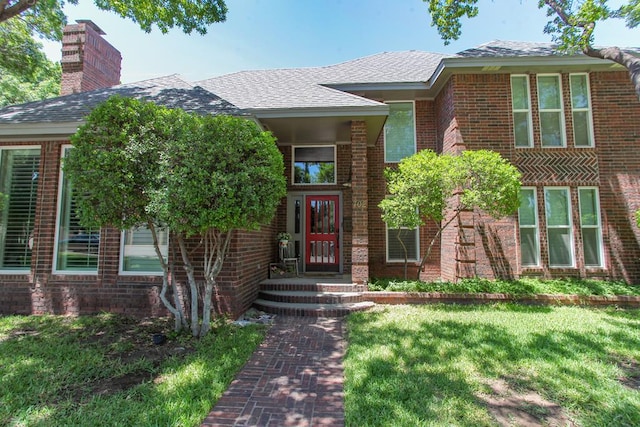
[
  {"left": 0, "top": 0, "right": 36, "bottom": 24},
  {"left": 584, "top": 45, "right": 640, "bottom": 99}
]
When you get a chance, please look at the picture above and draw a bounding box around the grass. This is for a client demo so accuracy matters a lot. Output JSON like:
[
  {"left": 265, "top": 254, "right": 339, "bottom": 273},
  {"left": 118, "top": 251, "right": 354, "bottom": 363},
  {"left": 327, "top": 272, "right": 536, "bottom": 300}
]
[
  {"left": 368, "top": 276, "right": 640, "bottom": 296},
  {"left": 0, "top": 313, "right": 266, "bottom": 427},
  {"left": 344, "top": 304, "right": 640, "bottom": 426}
]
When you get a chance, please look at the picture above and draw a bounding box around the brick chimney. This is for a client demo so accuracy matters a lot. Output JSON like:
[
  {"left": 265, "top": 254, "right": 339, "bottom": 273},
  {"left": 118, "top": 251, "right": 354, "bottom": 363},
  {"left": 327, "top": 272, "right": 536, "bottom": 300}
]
[{"left": 60, "top": 20, "right": 122, "bottom": 95}]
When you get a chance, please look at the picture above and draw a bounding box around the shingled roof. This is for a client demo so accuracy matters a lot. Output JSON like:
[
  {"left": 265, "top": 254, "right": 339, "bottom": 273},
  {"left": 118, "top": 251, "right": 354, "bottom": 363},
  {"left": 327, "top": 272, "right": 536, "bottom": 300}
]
[
  {"left": 0, "top": 74, "right": 244, "bottom": 125},
  {"left": 196, "top": 50, "right": 453, "bottom": 110}
]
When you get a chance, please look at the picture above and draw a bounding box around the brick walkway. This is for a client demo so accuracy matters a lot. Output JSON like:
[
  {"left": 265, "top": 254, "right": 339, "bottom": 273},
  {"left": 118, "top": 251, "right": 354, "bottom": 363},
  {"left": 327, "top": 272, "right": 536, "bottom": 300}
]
[{"left": 201, "top": 316, "right": 346, "bottom": 427}]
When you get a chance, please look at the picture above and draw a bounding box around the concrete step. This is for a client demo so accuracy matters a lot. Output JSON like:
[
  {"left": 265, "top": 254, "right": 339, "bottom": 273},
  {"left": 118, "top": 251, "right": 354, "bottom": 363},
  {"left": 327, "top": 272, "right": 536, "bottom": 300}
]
[
  {"left": 259, "top": 282, "right": 368, "bottom": 293},
  {"left": 253, "top": 298, "right": 375, "bottom": 318},
  {"left": 258, "top": 290, "right": 364, "bottom": 304}
]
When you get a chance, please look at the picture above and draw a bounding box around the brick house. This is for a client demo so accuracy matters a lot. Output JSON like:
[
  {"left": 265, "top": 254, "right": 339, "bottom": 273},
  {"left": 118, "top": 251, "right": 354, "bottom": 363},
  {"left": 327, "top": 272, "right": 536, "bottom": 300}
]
[{"left": 1, "top": 21, "right": 639, "bottom": 317}]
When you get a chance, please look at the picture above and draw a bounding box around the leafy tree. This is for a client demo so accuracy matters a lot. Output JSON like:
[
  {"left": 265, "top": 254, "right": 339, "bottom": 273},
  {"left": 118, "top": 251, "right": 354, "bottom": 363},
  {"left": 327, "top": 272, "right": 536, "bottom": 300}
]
[
  {"left": 64, "top": 96, "right": 187, "bottom": 330},
  {"left": 162, "top": 114, "right": 286, "bottom": 337},
  {"left": 379, "top": 149, "right": 521, "bottom": 280},
  {"left": 0, "top": 57, "right": 60, "bottom": 107},
  {"left": 424, "top": 0, "right": 640, "bottom": 98},
  {"left": 636, "top": 209, "right": 640, "bottom": 227},
  {"left": 64, "top": 95, "right": 286, "bottom": 337},
  {"left": 0, "top": 1, "right": 227, "bottom": 35},
  {"left": 0, "top": 0, "right": 227, "bottom": 100}
]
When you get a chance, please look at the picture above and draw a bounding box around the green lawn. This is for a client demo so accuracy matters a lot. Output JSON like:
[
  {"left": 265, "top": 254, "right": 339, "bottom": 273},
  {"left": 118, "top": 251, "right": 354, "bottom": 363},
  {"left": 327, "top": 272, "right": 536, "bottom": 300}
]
[
  {"left": 0, "top": 314, "right": 266, "bottom": 427},
  {"left": 345, "top": 304, "right": 640, "bottom": 427}
]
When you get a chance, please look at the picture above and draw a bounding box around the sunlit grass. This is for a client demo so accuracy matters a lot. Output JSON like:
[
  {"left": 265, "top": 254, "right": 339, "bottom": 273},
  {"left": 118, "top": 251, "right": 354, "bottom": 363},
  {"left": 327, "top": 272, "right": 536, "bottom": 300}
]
[
  {"left": 368, "top": 276, "right": 640, "bottom": 296},
  {"left": 0, "top": 314, "right": 266, "bottom": 427},
  {"left": 345, "top": 304, "right": 640, "bottom": 426}
]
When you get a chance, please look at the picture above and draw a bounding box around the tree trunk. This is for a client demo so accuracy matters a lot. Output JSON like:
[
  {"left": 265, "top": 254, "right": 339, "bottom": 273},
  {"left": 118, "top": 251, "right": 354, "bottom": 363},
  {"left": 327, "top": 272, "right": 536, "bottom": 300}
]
[
  {"left": 149, "top": 221, "right": 185, "bottom": 332},
  {"left": 176, "top": 234, "right": 201, "bottom": 337},
  {"left": 584, "top": 46, "right": 640, "bottom": 99},
  {"left": 417, "top": 211, "right": 461, "bottom": 281},
  {"left": 200, "top": 229, "right": 233, "bottom": 338}
]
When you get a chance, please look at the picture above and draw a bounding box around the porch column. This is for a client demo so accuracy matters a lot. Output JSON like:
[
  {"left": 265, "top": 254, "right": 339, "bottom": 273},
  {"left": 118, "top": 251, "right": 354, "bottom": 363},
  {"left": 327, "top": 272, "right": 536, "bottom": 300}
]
[{"left": 350, "top": 121, "right": 369, "bottom": 284}]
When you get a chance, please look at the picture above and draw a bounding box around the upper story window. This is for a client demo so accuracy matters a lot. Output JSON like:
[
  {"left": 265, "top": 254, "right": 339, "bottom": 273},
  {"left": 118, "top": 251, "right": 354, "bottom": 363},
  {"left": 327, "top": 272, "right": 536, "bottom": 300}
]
[
  {"left": 570, "top": 73, "right": 594, "bottom": 147},
  {"left": 384, "top": 101, "right": 416, "bottom": 163},
  {"left": 0, "top": 147, "right": 40, "bottom": 273},
  {"left": 293, "top": 146, "right": 336, "bottom": 185},
  {"left": 54, "top": 146, "right": 99, "bottom": 274},
  {"left": 511, "top": 75, "right": 534, "bottom": 148},
  {"left": 537, "top": 74, "right": 566, "bottom": 148},
  {"left": 512, "top": 73, "right": 595, "bottom": 149}
]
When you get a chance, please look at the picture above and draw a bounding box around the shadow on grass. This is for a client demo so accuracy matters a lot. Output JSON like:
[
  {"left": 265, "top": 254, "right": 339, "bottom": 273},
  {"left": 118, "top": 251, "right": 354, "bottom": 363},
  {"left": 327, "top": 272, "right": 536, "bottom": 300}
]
[
  {"left": 345, "top": 305, "right": 640, "bottom": 427},
  {"left": 0, "top": 315, "right": 266, "bottom": 427}
]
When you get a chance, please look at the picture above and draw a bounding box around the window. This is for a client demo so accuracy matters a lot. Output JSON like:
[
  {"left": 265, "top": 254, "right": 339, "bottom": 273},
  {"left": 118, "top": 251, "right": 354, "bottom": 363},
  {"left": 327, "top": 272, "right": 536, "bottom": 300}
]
[
  {"left": 511, "top": 75, "right": 534, "bottom": 147},
  {"left": 570, "top": 74, "right": 594, "bottom": 147},
  {"left": 384, "top": 101, "right": 416, "bottom": 163},
  {"left": 544, "top": 187, "right": 574, "bottom": 267},
  {"left": 54, "top": 147, "right": 99, "bottom": 273},
  {"left": 120, "top": 226, "right": 168, "bottom": 275},
  {"left": 537, "top": 75, "right": 566, "bottom": 147},
  {"left": 293, "top": 146, "right": 335, "bottom": 184},
  {"left": 578, "top": 188, "right": 603, "bottom": 267},
  {"left": 386, "top": 226, "right": 419, "bottom": 262},
  {"left": 0, "top": 147, "right": 40, "bottom": 272},
  {"left": 518, "top": 188, "right": 539, "bottom": 267}
]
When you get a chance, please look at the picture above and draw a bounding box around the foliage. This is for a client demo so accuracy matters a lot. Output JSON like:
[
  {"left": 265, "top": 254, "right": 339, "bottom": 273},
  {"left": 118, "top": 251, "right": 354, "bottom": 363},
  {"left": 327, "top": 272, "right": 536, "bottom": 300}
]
[
  {"left": 424, "top": 0, "right": 640, "bottom": 98},
  {"left": 345, "top": 304, "right": 640, "bottom": 426},
  {"left": 65, "top": 96, "right": 285, "bottom": 337},
  {"left": 0, "top": 59, "right": 60, "bottom": 107},
  {"left": 0, "top": 17, "right": 54, "bottom": 79},
  {"left": 368, "top": 276, "right": 640, "bottom": 296},
  {"left": 0, "top": 1, "right": 227, "bottom": 37},
  {"left": 0, "top": 314, "right": 265, "bottom": 426},
  {"left": 0, "top": 0, "right": 227, "bottom": 104},
  {"left": 277, "top": 232, "right": 291, "bottom": 241},
  {"left": 0, "top": 192, "right": 6, "bottom": 212},
  {"left": 161, "top": 112, "right": 286, "bottom": 337},
  {"left": 379, "top": 149, "right": 521, "bottom": 279},
  {"left": 636, "top": 209, "right": 640, "bottom": 227}
]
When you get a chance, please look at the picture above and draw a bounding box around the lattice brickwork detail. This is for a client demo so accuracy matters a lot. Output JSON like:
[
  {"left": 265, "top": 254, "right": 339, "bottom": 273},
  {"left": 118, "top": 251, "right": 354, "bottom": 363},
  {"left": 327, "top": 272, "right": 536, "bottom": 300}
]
[{"left": 516, "top": 151, "right": 599, "bottom": 184}]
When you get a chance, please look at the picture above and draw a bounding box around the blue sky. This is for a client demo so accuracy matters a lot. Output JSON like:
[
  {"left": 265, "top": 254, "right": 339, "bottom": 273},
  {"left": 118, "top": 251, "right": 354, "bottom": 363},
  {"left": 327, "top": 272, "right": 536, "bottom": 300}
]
[{"left": 42, "top": 0, "right": 640, "bottom": 84}]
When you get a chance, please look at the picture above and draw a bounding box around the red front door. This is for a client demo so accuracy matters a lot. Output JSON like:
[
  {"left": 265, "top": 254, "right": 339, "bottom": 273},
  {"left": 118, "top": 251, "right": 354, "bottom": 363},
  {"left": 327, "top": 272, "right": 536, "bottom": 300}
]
[{"left": 305, "top": 195, "right": 339, "bottom": 272}]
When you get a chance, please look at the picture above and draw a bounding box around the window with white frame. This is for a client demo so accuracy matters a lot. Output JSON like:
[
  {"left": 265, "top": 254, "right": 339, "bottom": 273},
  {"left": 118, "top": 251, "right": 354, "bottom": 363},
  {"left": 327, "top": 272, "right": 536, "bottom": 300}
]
[
  {"left": 578, "top": 187, "right": 604, "bottom": 267},
  {"left": 0, "top": 147, "right": 40, "bottom": 272},
  {"left": 293, "top": 146, "right": 336, "bottom": 184},
  {"left": 510, "top": 75, "right": 534, "bottom": 147},
  {"left": 54, "top": 146, "right": 99, "bottom": 273},
  {"left": 537, "top": 75, "right": 566, "bottom": 147},
  {"left": 544, "top": 187, "right": 574, "bottom": 267},
  {"left": 120, "top": 226, "right": 168, "bottom": 274},
  {"left": 386, "top": 226, "right": 419, "bottom": 262},
  {"left": 384, "top": 101, "right": 416, "bottom": 163},
  {"left": 570, "top": 73, "right": 594, "bottom": 147},
  {"left": 518, "top": 187, "right": 540, "bottom": 267}
]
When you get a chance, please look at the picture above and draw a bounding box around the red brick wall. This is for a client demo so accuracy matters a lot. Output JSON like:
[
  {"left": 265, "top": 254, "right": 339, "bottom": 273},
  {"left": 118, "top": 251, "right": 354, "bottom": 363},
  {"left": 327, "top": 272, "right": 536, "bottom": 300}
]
[
  {"left": 368, "top": 100, "right": 441, "bottom": 281},
  {"left": 0, "top": 139, "right": 272, "bottom": 318},
  {"left": 61, "top": 21, "right": 122, "bottom": 95},
  {"left": 436, "top": 71, "right": 640, "bottom": 283}
]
